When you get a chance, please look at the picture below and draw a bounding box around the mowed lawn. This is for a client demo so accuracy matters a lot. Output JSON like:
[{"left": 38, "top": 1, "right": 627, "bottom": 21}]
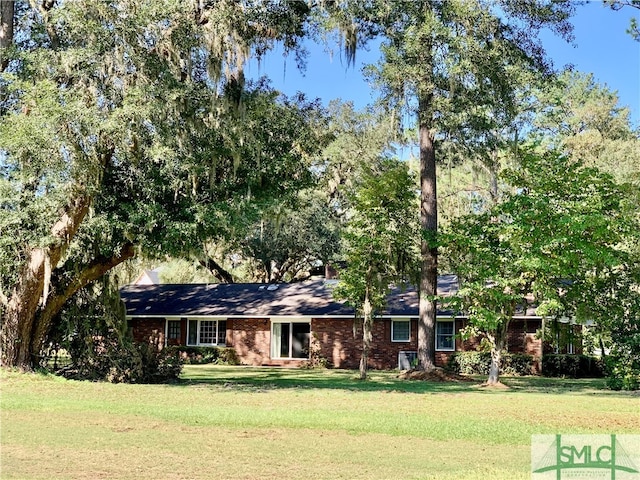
[{"left": 1, "top": 366, "right": 638, "bottom": 480}]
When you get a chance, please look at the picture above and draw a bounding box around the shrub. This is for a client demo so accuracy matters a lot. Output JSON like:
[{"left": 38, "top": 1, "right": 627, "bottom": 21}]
[
  {"left": 502, "top": 353, "right": 536, "bottom": 376},
  {"left": 58, "top": 336, "right": 183, "bottom": 383},
  {"left": 605, "top": 355, "right": 639, "bottom": 391},
  {"left": 541, "top": 354, "right": 605, "bottom": 378},
  {"left": 51, "top": 278, "right": 183, "bottom": 383},
  {"left": 301, "top": 334, "right": 330, "bottom": 369},
  {"left": 217, "top": 347, "right": 240, "bottom": 365},
  {"left": 605, "top": 313, "right": 640, "bottom": 390},
  {"left": 446, "top": 352, "right": 491, "bottom": 375},
  {"left": 135, "top": 343, "right": 183, "bottom": 383},
  {"left": 166, "top": 346, "right": 240, "bottom": 365},
  {"left": 446, "top": 352, "right": 534, "bottom": 376}
]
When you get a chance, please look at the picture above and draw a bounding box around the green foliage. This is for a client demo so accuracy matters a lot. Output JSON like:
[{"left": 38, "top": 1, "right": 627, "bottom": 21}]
[
  {"left": 537, "top": 320, "right": 583, "bottom": 355},
  {"left": 446, "top": 352, "right": 535, "bottom": 376},
  {"left": 542, "top": 354, "right": 605, "bottom": 379},
  {"left": 323, "top": 0, "right": 574, "bottom": 163},
  {"left": 57, "top": 330, "right": 183, "bottom": 384},
  {"left": 529, "top": 70, "right": 639, "bottom": 185},
  {"left": 606, "top": 357, "right": 640, "bottom": 391},
  {"left": 315, "top": 102, "right": 402, "bottom": 206},
  {"left": 133, "top": 343, "right": 184, "bottom": 384},
  {"left": 320, "top": 2, "right": 575, "bottom": 371},
  {"left": 50, "top": 277, "right": 183, "bottom": 383},
  {"left": 604, "top": 291, "right": 640, "bottom": 390},
  {"left": 333, "top": 157, "right": 419, "bottom": 315},
  {"left": 0, "top": 0, "right": 324, "bottom": 367},
  {"left": 166, "top": 346, "right": 240, "bottom": 366},
  {"left": 241, "top": 190, "right": 341, "bottom": 282},
  {"left": 332, "top": 156, "right": 419, "bottom": 378},
  {"left": 442, "top": 148, "right": 638, "bottom": 383},
  {"left": 157, "top": 260, "right": 217, "bottom": 284}
]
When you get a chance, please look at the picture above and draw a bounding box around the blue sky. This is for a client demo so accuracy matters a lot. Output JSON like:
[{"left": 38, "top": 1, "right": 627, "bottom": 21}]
[{"left": 247, "top": 2, "right": 640, "bottom": 127}]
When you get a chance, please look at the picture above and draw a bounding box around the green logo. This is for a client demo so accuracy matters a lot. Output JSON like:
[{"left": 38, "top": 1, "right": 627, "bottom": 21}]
[{"left": 532, "top": 434, "right": 640, "bottom": 479}]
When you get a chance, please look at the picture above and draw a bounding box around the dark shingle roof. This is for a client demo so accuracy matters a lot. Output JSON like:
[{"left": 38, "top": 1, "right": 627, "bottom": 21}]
[
  {"left": 120, "top": 274, "right": 538, "bottom": 318},
  {"left": 120, "top": 274, "right": 465, "bottom": 318},
  {"left": 121, "top": 281, "right": 349, "bottom": 317}
]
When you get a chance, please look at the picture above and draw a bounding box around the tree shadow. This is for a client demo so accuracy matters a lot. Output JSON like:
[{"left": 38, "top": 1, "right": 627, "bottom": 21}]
[
  {"left": 501, "top": 375, "right": 618, "bottom": 395},
  {"left": 175, "top": 365, "right": 478, "bottom": 394},
  {"left": 172, "top": 365, "right": 618, "bottom": 396}
]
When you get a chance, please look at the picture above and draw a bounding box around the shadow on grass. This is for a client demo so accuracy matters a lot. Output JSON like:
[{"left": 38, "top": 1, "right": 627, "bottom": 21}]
[
  {"left": 175, "top": 364, "right": 612, "bottom": 395},
  {"left": 503, "top": 375, "right": 610, "bottom": 394}
]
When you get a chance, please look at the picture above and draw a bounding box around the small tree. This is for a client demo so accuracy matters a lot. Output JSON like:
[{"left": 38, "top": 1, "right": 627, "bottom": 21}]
[
  {"left": 333, "top": 159, "right": 418, "bottom": 380},
  {"left": 443, "top": 149, "right": 637, "bottom": 385}
]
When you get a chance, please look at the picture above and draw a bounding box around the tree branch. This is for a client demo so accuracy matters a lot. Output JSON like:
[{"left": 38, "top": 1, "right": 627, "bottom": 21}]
[
  {"left": 33, "top": 242, "right": 137, "bottom": 350},
  {"left": 28, "top": 0, "right": 59, "bottom": 49},
  {"left": 0, "top": 0, "right": 14, "bottom": 71},
  {"left": 199, "top": 257, "right": 235, "bottom": 284}
]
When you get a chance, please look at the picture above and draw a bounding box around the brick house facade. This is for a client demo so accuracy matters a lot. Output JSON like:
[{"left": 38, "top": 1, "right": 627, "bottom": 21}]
[{"left": 122, "top": 277, "right": 573, "bottom": 370}]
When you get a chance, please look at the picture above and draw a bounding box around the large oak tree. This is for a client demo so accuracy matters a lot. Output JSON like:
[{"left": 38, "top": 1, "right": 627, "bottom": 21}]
[{"left": 0, "top": 0, "right": 318, "bottom": 369}]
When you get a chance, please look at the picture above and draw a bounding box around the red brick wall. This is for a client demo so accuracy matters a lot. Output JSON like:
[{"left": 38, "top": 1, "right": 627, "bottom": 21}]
[
  {"left": 229, "top": 318, "right": 271, "bottom": 366},
  {"left": 311, "top": 317, "right": 543, "bottom": 370},
  {"left": 312, "top": 318, "right": 358, "bottom": 369},
  {"left": 130, "top": 315, "right": 544, "bottom": 370},
  {"left": 312, "top": 318, "right": 460, "bottom": 370},
  {"left": 507, "top": 318, "right": 543, "bottom": 356},
  {"left": 130, "top": 317, "right": 165, "bottom": 345}
]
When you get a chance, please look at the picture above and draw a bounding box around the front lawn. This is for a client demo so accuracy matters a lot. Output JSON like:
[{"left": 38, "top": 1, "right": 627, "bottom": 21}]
[{"left": 1, "top": 366, "right": 637, "bottom": 479}]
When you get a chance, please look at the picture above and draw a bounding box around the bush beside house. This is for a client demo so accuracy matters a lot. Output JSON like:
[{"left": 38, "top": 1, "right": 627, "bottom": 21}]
[
  {"left": 541, "top": 354, "right": 605, "bottom": 378},
  {"left": 166, "top": 346, "right": 240, "bottom": 365},
  {"left": 446, "top": 352, "right": 535, "bottom": 376}
]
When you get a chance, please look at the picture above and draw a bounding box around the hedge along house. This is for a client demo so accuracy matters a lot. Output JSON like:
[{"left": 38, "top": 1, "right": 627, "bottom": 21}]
[{"left": 120, "top": 275, "right": 560, "bottom": 370}]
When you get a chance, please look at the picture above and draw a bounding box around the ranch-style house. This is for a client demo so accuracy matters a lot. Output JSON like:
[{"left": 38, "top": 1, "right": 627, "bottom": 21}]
[{"left": 120, "top": 274, "right": 580, "bottom": 370}]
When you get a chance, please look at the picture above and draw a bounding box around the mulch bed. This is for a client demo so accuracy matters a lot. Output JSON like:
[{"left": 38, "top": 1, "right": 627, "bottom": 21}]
[{"left": 397, "top": 368, "right": 476, "bottom": 383}]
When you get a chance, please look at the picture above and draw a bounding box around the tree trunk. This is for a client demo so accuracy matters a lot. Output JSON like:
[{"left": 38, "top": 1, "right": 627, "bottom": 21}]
[
  {"left": 487, "top": 345, "right": 502, "bottom": 385},
  {"left": 2, "top": 249, "right": 48, "bottom": 368},
  {"left": 0, "top": 0, "right": 14, "bottom": 71},
  {"left": 599, "top": 335, "right": 607, "bottom": 360},
  {"left": 1, "top": 194, "right": 91, "bottom": 369},
  {"left": 486, "top": 320, "right": 509, "bottom": 385},
  {"left": 199, "top": 257, "right": 235, "bottom": 284},
  {"left": 416, "top": 5, "right": 437, "bottom": 371},
  {"left": 31, "top": 243, "right": 136, "bottom": 360},
  {"left": 417, "top": 91, "right": 437, "bottom": 371},
  {"left": 359, "top": 295, "right": 373, "bottom": 380}
]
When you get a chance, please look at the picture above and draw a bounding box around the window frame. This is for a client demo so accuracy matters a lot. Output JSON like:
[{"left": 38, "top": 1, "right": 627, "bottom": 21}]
[
  {"left": 185, "top": 318, "right": 227, "bottom": 347},
  {"left": 435, "top": 320, "right": 455, "bottom": 351},
  {"left": 270, "top": 319, "right": 311, "bottom": 360},
  {"left": 167, "top": 319, "right": 181, "bottom": 340},
  {"left": 391, "top": 318, "right": 411, "bottom": 343}
]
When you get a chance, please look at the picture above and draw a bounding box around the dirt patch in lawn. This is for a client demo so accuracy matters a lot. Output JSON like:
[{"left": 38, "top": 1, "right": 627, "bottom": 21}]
[
  {"left": 477, "top": 381, "right": 510, "bottom": 389},
  {"left": 398, "top": 368, "right": 476, "bottom": 383}
]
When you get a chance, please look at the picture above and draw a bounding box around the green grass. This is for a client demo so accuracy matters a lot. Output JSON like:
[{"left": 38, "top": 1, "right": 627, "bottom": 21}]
[{"left": 1, "top": 366, "right": 638, "bottom": 480}]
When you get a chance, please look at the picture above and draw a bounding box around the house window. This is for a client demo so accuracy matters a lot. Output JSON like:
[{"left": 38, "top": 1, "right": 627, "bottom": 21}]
[
  {"left": 271, "top": 321, "right": 310, "bottom": 359},
  {"left": 436, "top": 320, "right": 455, "bottom": 351},
  {"left": 217, "top": 320, "right": 227, "bottom": 345},
  {"left": 186, "top": 319, "right": 226, "bottom": 346},
  {"left": 167, "top": 320, "right": 180, "bottom": 340},
  {"left": 391, "top": 320, "right": 410, "bottom": 342}
]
